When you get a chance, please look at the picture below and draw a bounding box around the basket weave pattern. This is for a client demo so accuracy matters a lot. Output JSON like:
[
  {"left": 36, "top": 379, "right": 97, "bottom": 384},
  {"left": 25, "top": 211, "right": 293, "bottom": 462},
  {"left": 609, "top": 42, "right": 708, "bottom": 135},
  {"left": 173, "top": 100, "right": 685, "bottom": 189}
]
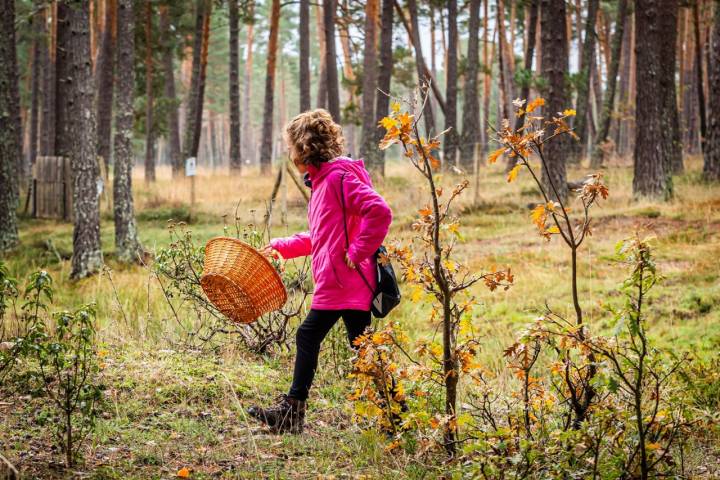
[{"left": 200, "top": 237, "right": 287, "bottom": 324}]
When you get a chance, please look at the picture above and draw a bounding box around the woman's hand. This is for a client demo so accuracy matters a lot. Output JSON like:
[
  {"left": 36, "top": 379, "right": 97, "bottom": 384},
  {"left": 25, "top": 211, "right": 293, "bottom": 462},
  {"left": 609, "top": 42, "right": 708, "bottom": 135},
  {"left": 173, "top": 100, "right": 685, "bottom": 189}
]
[
  {"left": 344, "top": 253, "right": 356, "bottom": 270},
  {"left": 259, "top": 245, "right": 277, "bottom": 258}
]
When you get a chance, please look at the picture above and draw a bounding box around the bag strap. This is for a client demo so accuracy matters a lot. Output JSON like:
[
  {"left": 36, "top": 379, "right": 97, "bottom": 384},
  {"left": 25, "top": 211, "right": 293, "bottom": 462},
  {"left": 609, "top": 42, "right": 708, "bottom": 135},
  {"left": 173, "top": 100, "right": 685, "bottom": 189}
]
[{"left": 339, "top": 173, "right": 374, "bottom": 294}]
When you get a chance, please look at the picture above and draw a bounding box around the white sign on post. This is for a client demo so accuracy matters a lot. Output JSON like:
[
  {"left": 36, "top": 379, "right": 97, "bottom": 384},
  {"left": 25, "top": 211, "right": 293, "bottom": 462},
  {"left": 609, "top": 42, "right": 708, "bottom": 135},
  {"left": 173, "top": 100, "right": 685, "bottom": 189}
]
[{"left": 185, "top": 157, "right": 197, "bottom": 177}]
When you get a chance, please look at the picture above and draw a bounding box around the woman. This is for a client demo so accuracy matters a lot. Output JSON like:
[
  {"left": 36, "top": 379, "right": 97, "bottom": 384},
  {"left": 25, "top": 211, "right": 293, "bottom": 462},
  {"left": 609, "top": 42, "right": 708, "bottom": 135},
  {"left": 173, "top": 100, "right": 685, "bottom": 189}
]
[{"left": 248, "top": 109, "right": 392, "bottom": 433}]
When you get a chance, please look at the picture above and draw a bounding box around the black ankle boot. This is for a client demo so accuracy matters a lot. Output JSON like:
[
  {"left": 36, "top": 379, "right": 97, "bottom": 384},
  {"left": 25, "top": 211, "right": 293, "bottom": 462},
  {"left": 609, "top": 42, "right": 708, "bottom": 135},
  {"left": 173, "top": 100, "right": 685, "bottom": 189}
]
[{"left": 247, "top": 394, "right": 306, "bottom": 433}]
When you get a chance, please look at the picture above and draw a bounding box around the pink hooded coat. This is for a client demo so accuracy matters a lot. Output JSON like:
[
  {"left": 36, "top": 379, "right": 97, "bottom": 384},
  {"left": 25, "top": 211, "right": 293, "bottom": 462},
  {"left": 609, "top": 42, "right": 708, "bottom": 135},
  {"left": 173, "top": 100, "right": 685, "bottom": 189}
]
[{"left": 270, "top": 157, "right": 392, "bottom": 311}]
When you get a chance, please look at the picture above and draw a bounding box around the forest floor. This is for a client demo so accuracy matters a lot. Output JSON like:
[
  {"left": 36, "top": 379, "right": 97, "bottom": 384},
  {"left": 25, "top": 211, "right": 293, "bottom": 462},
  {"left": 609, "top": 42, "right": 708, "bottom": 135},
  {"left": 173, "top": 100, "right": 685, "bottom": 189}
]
[{"left": 1, "top": 157, "right": 719, "bottom": 478}]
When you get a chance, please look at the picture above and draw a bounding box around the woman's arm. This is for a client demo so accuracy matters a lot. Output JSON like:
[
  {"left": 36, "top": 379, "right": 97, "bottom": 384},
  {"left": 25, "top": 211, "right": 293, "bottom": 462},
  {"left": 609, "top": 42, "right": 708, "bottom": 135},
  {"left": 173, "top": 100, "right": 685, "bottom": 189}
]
[
  {"left": 269, "top": 232, "right": 312, "bottom": 259},
  {"left": 342, "top": 174, "right": 393, "bottom": 265}
]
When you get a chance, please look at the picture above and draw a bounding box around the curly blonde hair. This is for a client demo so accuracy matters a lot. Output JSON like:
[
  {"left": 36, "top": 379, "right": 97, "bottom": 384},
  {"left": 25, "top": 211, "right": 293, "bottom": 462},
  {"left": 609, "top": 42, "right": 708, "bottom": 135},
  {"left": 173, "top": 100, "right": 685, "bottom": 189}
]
[{"left": 284, "top": 109, "right": 345, "bottom": 168}]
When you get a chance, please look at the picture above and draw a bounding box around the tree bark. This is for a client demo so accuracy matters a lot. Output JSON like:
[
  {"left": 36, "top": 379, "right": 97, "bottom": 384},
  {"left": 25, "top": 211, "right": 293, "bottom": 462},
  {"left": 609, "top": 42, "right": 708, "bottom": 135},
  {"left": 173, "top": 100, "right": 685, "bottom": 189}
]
[
  {"left": 160, "top": 4, "right": 182, "bottom": 177},
  {"left": 704, "top": 0, "right": 720, "bottom": 180},
  {"left": 299, "top": 0, "right": 311, "bottom": 112},
  {"left": 633, "top": 0, "right": 676, "bottom": 199},
  {"left": 95, "top": 0, "right": 116, "bottom": 174},
  {"left": 144, "top": 0, "right": 156, "bottom": 182},
  {"left": 323, "top": 0, "right": 341, "bottom": 121},
  {"left": 229, "top": 0, "right": 242, "bottom": 172},
  {"left": 58, "top": 0, "right": 103, "bottom": 278},
  {"left": 370, "top": 0, "right": 394, "bottom": 176},
  {"left": 497, "top": 0, "right": 514, "bottom": 125},
  {"left": 591, "top": 0, "right": 628, "bottom": 167},
  {"left": 315, "top": 4, "right": 327, "bottom": 109},
  {"left": 571, "top": 0, "right": 600, "bottom": 161},
  {"left": 540, "top": 0, "right": 569, "bottom": 202},
  {"left": 693, "top": 0, "right": 708, "bottom": 157},
  {"left": 259, "top": 0, "right": 281, "bottom": 174},
  {"left": 406, "top": 0, "right": 435, "bottom": 135},
  {"left": 443, "top": 0, "right": 459, "bottom": 165},
  {"left": 0, "top": 0, "right": 20, "bottom": 250},
  {"left": 182, "top": 0, "right": 211, "bottom": 163},
  {"left": 28, "top": 5, "right": 43, "bottom": 176},
  {"left": 458, "top": 0, "right": 481, "bottom": 171},
  {"left": 659, "top": 1, "right": 683, "bottom": 174},
  {"left": 359, "top": 0, "right": 379, "bottom": 164},
  {"left": 113, "top": 0, "right": 142, "bottom": 263},
  {"left": 242, "top": 3, "right": 255, "bottom": 163},
  {"left": 40, "top": 2, "right": 55, "bottom": 157}
]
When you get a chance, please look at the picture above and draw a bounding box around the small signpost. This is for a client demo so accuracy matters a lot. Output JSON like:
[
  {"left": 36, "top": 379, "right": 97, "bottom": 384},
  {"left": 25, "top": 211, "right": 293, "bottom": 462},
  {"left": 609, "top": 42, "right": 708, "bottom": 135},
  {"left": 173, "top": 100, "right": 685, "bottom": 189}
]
[{"left": 185, "top": 157, "right": 197, "bottom": 220}]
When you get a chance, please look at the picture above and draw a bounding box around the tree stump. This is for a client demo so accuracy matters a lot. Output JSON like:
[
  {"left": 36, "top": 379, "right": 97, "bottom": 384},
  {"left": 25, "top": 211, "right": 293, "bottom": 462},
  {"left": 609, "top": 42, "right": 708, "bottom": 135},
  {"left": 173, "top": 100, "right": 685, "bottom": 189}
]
[{"left": 0, "top": 454, "right": 19, "bottom": 480}]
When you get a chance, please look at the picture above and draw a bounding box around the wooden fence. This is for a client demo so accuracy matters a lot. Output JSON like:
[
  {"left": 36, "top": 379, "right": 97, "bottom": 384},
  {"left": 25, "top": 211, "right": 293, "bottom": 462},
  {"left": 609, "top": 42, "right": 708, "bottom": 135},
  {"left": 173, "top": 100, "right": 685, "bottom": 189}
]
[{"left": 32, "top": 156, "right": 73, "bottom": 220}]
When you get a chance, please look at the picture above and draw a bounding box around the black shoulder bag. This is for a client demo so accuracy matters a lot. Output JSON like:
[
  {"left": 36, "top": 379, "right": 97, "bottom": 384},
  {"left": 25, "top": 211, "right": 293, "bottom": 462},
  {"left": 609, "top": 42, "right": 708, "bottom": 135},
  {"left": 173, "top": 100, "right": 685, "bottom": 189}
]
[{"left": 340, "top": 173, "right": 401, "bottom": 318}]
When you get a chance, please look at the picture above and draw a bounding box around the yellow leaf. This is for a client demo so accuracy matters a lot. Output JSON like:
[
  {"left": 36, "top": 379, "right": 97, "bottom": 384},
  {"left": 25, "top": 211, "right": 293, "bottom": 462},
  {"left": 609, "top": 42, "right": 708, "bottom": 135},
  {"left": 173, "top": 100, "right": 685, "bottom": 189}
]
[
  {"left": 487, "top": 147, "right": 505, "bottom": 164},
  {"left": 379, "top": 116, "right": 398, "bottom": 131},
  {"left": 647, "top": 442, "right": 661, "bottom": 451},
  {"left": 177, "top": 468, "right": 191, "bottom": 478},
  {"left": 391, "top": 101, "right": 401, "bottom": 112},
  {"left": 546, "top": 225, "right": 560, "bottom": 234},
  {"left": 418, "top": 206, "right": 432, "bottom": 217},
  {"left": 563, "top": 108, "right": 576, "bottom": 117},
  {"left": 506, "top": 164, "right": 522, "bottom": 183},
  {"left": 397, "top": 112, "right": 414, "bottom": 127},
  {"left": 525, "top": 97, "right": 546, "bottom": 113}
]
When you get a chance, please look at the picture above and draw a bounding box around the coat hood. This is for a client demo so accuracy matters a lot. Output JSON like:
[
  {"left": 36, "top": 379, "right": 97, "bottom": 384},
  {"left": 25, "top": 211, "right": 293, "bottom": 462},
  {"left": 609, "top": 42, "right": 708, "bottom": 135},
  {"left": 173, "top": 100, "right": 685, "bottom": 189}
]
[{"left": 307, "top": 157, "right": 373, "bottom": 187}]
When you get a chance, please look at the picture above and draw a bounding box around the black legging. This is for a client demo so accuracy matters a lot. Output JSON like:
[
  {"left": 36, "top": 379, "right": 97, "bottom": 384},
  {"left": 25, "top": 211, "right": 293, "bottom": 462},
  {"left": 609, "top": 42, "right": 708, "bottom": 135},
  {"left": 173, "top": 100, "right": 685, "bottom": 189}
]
[{"left": 288, "top": 309, "right": 371, "bottom": 401}]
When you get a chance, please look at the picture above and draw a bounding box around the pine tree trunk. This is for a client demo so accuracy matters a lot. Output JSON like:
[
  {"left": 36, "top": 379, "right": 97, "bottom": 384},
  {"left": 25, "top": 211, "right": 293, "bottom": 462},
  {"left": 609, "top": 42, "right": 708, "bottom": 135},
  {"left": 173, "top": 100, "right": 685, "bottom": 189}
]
[
  {"left": 59, "top": 0, "right": 103, "bottom": 278},
  {"left": 633, "top": 0, "right": 675, "bottom": 199},
  {"left": 540, "top": 0, "right": 569, "bottom": 202},
  {"left": 160, "top": 4, "right": 182, "bottom": 177},
  {"left": 182, "top": 0, "right": 211, "bottom": 162},
  {"left": 617, "top": 10, "right": 634, "bottom": 156},
  {"left": 482, "top": 0, "right": 491, "bottom": 155},
  {"left": 323, "top": 0, "right": 341, "bottom": 121},
  {"left": 95, "top": 0, "right": 115, "bottom": 174},
  {"left": 55, "top": 2, "right": 73, "bottom": 158},
  {"left": 591, "top": 0, "right": 627, "bottom": 167},
  {"left": 359, "top": 0, "right": 379, "bottom": 164},
  {"left": 497, "top": 0, "right": 514, "bottom": 126},
  {"left": 40, "top": 2, "right": 56, "bottom": 157},
  {"left": 315, "top": 4, "right": 327, "bottom": 109},
  {"left": 571, "top": 0, "right": 600, "bottom": 161},
  {"left": 144, "top": 1, "right": 156, "bottom": 182},
  {"left": 242, "top": 3, "right": 255, "bottom": 163},
  {"left": 259, "top": 0, "right": 281, "bottom": 175},
  {"left": 704, "top": 0, "right": 720, "bottom": 180},
  {"left": 407, "top": 0, "right": 435, "bottom": 135},
  {"left": 693, "top": 0, "right": 708, "bottom": 157},
  {"left": 458, "top": 0, "right": 481, "bottom": 172},
  {"left": 0, "top": 0, "right": 20, "bottom": 250},
  {"left": 443, "top": 0, "right": 458, "bottom": 165},
  {"left": 370, "top": 0, "right": 394, "bottom": 176},
  {"left": 228, "top": 0, "right": 242, "bottom": 172},
  {"left": 29, "top": 5, "right": 43, "bottom": 175},
  {"left": 659, "top": 1, "right": 683, "bottom": 174},
  {"left": 299, "top": 0, "right": 311, "bottom": 112},
  {"left": 113, "top": 0, "right": 142, "bottom": 263}
]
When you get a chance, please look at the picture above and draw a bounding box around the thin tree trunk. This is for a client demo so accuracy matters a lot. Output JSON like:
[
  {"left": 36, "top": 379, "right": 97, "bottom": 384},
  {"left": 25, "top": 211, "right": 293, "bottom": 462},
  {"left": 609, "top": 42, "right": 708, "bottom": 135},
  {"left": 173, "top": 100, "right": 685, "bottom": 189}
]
[
  {"left": 144, "top": 0, "right": 156, "bottom": 182},
  {"left": 315, "top": 4, "right": 327, "bottom": 109},
  {"left": 370, "top": 0, "right": 394, "bottom": 176},
  {"left": 443, "top": 0, "right": 458, "bottom": 165},
  {"left": 113, "top": 0, "right": 142, "bottom": 262},
  {"left": 482, "top": 0, "right": 492, "bottom": 154},
  {"left": 338, "top": 2, "right": 357, "bottom": 154},
  {"left": 323, "top": 0, "right": 341, "bottom": 121},
  {"left": 0, "top": 0, "right": 20, "bottom": 250},
  {"left": 160, "top": 4, "right": 182, "bottom": 177},
  {"left": 40, "top": 3, "right": 55, "bottom": 157},
  {"left": 359, "top": 0, "right": 379, "bottom": 163},
  {"left": 540, "top": 0, "right": 569, "bottom": 202},
  {"left": 59, "top": 0, "right": 103, "bottom": 278},
  {"left": 229, "top": 0, "right": 242, "bottom": 172},
  {"left": 242, "top": 3, "right": 255, "bottom": 163},
  {"left": 591, "top": 0, "right": 628, "bottom": 167},
  {"left": 633, "top": 0, "right": 676, "bottom": 199},
  {"left": 55, "top": 2, "right": 73, "bottom": 158},
  {"left": 299, "top": 0, "right": 311, "bottom": 112},
  {"left": 259, "top": 0, "right": 281, "bottom": 174},
  {"left": 29, "top": 5, "right": 43, "bottom": 175},
  {"left": 572, "top": 0, "right": 600, "bottom": 161},
  {"left": 182, "top": 0, "right": 211, "bottom": 162},
  {"left": 660, "top": 1, "right": 683, "bottom": 174},
  {"left": 95, "top": 0, "right": 115, "bottom": 174},
  {"left": 497, "top": 0, "right": 513, "bottom": 124},
  {"left": 693, "top": 0, "right": 708, "bottom": 157},
  {"left": 703, "top": 0, "right": 720, "bottom": 180},
  {"left": 407, "top": 0, "right": 435, "bottom": 135},
  {"left": 459, "top": 0, "right": 481, "bottom": 171}
]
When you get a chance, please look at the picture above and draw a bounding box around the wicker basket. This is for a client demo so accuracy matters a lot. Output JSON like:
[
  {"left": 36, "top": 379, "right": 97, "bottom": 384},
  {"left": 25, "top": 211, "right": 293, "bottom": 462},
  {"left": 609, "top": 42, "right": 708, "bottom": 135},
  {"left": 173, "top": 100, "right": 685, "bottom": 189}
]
[{"left": 200, "top": 237, "right": 287, "bottom": 324}]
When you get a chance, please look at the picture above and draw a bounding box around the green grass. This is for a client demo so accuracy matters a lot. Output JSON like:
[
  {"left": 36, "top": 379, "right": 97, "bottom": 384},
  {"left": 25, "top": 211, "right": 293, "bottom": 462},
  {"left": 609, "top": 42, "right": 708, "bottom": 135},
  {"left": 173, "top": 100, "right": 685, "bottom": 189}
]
[{"left": 1, "top": 159, "right": 719, "bottom": 477}]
